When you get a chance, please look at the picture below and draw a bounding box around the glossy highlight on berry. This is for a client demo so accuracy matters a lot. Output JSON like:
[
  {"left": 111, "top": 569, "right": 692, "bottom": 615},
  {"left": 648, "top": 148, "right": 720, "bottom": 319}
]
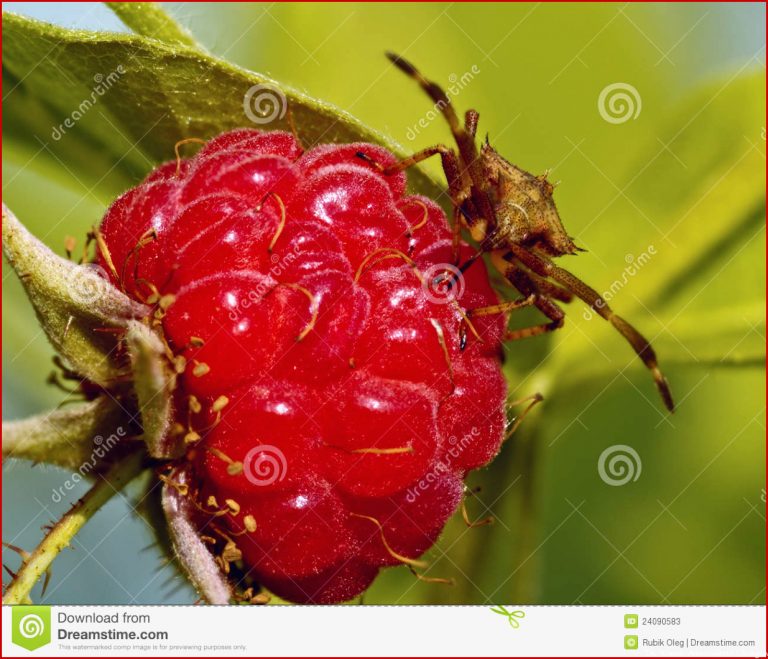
[{"left": 97, "top": 129, "right": 508, "bottom": 603}]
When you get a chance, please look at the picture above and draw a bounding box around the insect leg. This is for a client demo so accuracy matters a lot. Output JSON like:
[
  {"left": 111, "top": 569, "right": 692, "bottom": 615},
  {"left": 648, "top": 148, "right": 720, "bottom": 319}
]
[
  {"left": 451, "top": 206, "right": 463, "bottom": 265},
  {"left": 465, "top": 294, "right": 537, "bottom": 319},
  {"left": 464, "top": 110, "right": 479, "bottom": 138},
  {"left": 488, "top": 251, "right": 566, "bottom": 340},
  {"left": 356, "top": 144, "right": 451, "bottom": 175},
  {"left": 508, "top": 245, "right": 674, "bottom": 412},
  {"left": 523, "top": 270, "right": 575, "bottom": 303},
  {"left": 459, "top": 293, "right": 537, "bottom": 349},
  {"left": 503, "top": 298, "right": 565, "bottom": 340},
  {"left": 386, "top": 52, "right": 497, "bottom": 224},
  {"left": 355, "top": 145, "right": 470, "bottom": 205},
  {"left": 386, "top": 52, "right": 478, "bottom": 164},
  {"left": 357, "top": 147, "right": 473, "bottom": 267}
]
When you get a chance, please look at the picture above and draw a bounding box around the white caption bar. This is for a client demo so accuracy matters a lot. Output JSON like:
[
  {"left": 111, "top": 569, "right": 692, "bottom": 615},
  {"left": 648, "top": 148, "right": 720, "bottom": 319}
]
[{"left": 2, "top": 605, "right": 765, "bottom": 657}]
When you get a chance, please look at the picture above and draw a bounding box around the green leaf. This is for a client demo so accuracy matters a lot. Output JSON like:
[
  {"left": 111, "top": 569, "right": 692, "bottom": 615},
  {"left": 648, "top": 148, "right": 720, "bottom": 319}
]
[
  {"left": 513, "top": 72, "right": 765, "bottom": 607},
  {"left": 621, "top": 74, "right": 766, "bottom": 313},
  {"left": 653, "top": 304, "right": 765, "bottom": 368},
  {"left": 542, "top": 303, "right": 765, "bottom": 399},
  {"left": 1, "top": 396, "right": 128, "bottom": 471},
  {"left": 2, "top": 203, "right": 148, "bottom": 386},
  {"left": 542, "top": 73, "right": 766, "bottom": 394},
  {"left": 107, "top": 2, "right": 198, "bottom": 47},
  {"left": 1, "top": 12, "right": 442, "bottom": 200}
]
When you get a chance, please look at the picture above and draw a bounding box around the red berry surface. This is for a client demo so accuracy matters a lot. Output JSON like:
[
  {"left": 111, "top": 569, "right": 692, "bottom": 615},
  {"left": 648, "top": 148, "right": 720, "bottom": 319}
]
[{"left": 98, "top": 129, "right": 508, "bottom": 603}]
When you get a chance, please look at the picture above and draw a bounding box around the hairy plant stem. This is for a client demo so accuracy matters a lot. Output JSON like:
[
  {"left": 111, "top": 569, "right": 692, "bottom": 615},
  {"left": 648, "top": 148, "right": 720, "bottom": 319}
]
[{"left": 2, "top": 451, "right": 146, "bottom": 604}]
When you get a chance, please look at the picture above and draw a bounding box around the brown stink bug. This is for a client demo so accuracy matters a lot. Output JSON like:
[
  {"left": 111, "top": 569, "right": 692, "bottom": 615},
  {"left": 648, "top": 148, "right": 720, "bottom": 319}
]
[{"left": 357, "top": 53, "right": 674, "bottom": 412}]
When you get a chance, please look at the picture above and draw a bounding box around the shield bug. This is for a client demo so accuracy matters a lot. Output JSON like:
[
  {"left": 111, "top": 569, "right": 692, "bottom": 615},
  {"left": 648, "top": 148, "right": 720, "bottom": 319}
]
[{"left": 357, "top": 53, "right": 674, "bottom": 412}]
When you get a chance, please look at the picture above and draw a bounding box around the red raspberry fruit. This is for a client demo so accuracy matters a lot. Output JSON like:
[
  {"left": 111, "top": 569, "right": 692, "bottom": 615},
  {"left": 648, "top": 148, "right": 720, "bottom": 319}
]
[{"left": 98, "top": 128, "right": 508, "bottom": 603}]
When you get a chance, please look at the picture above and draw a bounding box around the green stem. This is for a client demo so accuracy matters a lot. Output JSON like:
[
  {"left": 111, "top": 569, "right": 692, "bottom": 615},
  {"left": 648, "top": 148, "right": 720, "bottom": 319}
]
[
  {"left": 107, "top": 2, "right": 198, "bottom": 47},
  {"left": 2, "top": 397, "right": 128, "bottom": 471},
  {"left": 2, "top": 451, "right": 146, "bottom": 604}
]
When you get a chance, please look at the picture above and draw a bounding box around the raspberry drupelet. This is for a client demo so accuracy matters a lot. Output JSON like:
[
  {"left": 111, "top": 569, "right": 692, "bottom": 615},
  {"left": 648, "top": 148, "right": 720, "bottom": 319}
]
[{"left": 97, "top": 128, "right": 508, "bottom": 604}]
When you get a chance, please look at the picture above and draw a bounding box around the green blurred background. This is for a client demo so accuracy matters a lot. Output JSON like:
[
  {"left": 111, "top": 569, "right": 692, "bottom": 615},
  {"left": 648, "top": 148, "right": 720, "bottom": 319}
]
[{"left": 2, "top": 2, "right": 765, "bottom": 605}]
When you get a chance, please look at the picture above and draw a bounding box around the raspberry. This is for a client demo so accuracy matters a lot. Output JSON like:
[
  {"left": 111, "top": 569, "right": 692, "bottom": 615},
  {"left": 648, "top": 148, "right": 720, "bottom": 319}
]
[{"left": 98, "top": 129, "right": 508, "bottom": 603}]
